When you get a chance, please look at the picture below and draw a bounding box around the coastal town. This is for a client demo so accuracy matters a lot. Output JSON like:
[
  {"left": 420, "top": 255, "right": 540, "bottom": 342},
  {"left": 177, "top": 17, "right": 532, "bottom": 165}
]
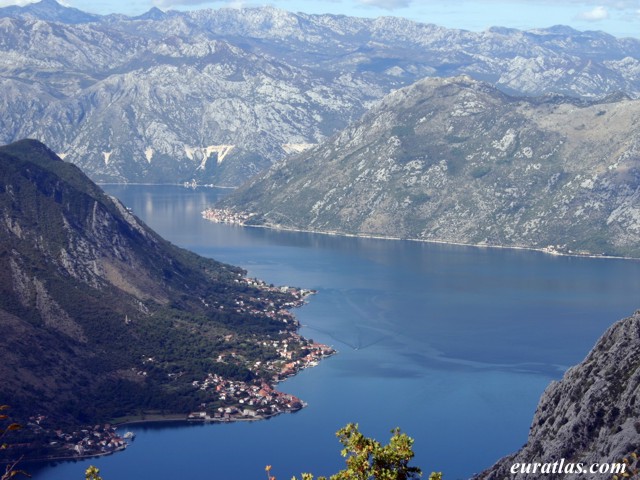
[
  {"left": 230, "top": 276, "right": 315, "bottom": 325},
  {"left": 130, "top": 278, "right": 334, "bottom": 425},
  {"left": 202, "top": 207, "right": 252, "bottom": 226},
  {"left": 188, "top": 377, "right": 305, "bottom": 421},
  {"left": 187, "top": 278, "right": 335, "bottom": 421},
  {"left": 16, "top": 415, "right": 132, "bottom": 460},
  {"left": 6, "top": 276, "right": 335, "bottom": 462}
]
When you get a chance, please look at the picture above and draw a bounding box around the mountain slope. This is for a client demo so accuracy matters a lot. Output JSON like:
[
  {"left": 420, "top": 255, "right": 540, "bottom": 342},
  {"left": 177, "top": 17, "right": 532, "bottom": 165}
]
[
  {"left": 477, "top": 310, "right": 640, "bottom": 479},
  {"left": 1, "top": 3, "right": 640, "bottom": 185},
  {"left": 217, "top": 76, "right": 640, "bottom": 258},
  {"left": 0, "top": 139, "right": 324, "bottom": 458}
]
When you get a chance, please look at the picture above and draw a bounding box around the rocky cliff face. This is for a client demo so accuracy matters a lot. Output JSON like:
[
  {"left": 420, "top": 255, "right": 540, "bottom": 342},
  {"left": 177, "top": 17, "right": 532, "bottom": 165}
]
[
  {"left": 1, "top": 1, "right": 640, "bottom": 185},
  {"left": 477, "top": 311, "right": 640, "bottom": 479},
  {"left": 219, "top": 76, "right": 640, "bottom": 258}
]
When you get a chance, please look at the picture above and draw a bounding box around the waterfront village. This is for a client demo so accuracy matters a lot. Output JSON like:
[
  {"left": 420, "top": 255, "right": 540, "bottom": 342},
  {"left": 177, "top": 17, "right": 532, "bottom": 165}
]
[
  {"left": 21, "top": 415, "right": 131, "bottom": 460},
  {"left": 17, "top": 278, "right": 334, "bottom": 460},
  {"left": 202, "top": 207, "right": 252, "bottom": 226},
  {"left": 187, "top": 337, "right": 335, "bottom": 422},
  {"left": 186, "top": 277, "right": 336, "bottom": 421}
]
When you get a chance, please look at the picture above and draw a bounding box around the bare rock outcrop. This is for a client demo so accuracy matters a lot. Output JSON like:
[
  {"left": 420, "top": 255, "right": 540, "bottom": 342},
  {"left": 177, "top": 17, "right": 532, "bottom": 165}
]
[{"left": 478, "top": 311, "right": 640, "bottom": 479}]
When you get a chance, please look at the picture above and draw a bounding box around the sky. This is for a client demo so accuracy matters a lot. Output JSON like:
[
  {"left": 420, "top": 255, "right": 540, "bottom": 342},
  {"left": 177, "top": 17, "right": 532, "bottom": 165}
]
[{"left": 1, "top": 0, "right": 639, "bottom": 39}]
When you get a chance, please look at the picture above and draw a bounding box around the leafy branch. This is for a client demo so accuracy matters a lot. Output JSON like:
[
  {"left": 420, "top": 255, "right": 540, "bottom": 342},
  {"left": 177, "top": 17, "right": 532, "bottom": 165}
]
[
  {"left": 273, "top": 423, "right": 441, "bottom": 480},
  {"left": 0, "top": 406, "right": 30, "bottom": 480}
]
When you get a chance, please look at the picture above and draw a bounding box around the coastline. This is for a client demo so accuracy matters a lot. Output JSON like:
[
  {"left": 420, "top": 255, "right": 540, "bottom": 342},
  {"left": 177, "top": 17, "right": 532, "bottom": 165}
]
[
  {"left": 24, "top": 445, "right": 128, "bottom": 466},
  {"left": 96, "top": 182, "right": 236, "bottom": 189},
  {"left": 250, "top": 225, "right": 639, "bottom": 262},
  {"left": 19, "top": 357, "right": 334, "bottom": 467},
  {"left": 92, "top": 185, "right": 637, "bottom": 262},
  {"left": 18, "top": 292, "right": 335, "bottom": 467},
  {"left": 201, "top": 208, "right": 639, "bottom": 263}
]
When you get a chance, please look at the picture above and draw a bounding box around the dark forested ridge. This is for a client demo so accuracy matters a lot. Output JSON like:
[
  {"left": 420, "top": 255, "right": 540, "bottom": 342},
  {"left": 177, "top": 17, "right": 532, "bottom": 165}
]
[{"left": 0, "top": 139, "right": 328, "bottom": 461}]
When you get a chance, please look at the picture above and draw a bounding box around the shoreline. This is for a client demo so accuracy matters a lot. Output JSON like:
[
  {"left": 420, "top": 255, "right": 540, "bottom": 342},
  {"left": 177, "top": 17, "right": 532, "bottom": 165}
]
[
  {"left": 97, "top": 182, "right": 236, "bottom": 189},
  {"left": 202, "top": 210, "right": 638, "bottom": 263},
  {"left": 24, "top": 445, "right": 127, "bottom": 466},
  {"left": 92, "top": 183, "right": 636, "bottom": 262},
  {"left": 19, "top": 409, "right": 296, "bottom": 466},
  {"left": 251, "top": 225, "right": 638, "bottom": 262},
  {"left": 21, "top": 319, "right": 335, "bottom": 466}
]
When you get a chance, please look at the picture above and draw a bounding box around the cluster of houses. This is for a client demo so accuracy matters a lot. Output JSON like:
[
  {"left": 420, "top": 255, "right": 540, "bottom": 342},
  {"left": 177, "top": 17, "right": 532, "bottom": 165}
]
[
  {"left": 230, "top": 277, "right": 316, "bottom": 323},
  {"left": 266, "top": 333, "right": 336, "bottom": 379},
  {"left": 202, "top": 208, "right": 252, "bottom": 225},
  {"left": 189, "top": 335, "right": 335, "bottom": 422},
  {"left": 58, "top": 425, "right": 128, "bottom": 457},
  {"left": 189, "top": 376, "right": 305, "bottom": 421},
  {"left": 26, "top": 415, "right": 129, "bottom": 459}
]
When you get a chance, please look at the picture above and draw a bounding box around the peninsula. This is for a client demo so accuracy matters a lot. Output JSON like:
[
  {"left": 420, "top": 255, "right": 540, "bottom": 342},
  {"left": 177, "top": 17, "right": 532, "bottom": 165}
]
[{"left": 0, "top": 140, "right": 334, "bottom": 463}]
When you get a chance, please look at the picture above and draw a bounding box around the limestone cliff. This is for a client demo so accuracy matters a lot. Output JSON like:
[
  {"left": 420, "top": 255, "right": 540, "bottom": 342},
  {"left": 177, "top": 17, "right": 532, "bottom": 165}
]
[{"left": 478, "top": 311, "right": 640, "bottom": 479}]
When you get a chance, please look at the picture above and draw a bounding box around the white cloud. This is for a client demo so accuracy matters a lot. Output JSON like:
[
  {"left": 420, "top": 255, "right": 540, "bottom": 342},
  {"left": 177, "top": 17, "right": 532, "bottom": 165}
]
[
  {"left": 0, "top": 0, "right": 74, "bottom": 5},
  {"left": 0, "top": 0, "right": 37, "bottom": 6},
  {"left": 358, "top": 0, "right": 412, "bottom": 10},
  {"left": 533, "top": 0, "right": 637, "bottom": 7},
  {"left": 153, "top": 0, "right": 222, "bottom": 7},
  {"left": 576, "top": 5, "right": 610, "bottom": 20}
]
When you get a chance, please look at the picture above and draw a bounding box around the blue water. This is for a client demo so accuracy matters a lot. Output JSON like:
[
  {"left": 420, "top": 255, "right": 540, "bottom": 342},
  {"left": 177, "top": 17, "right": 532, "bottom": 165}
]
[{"left": 32, "top": 185, "right": 640, "bottom": 480}]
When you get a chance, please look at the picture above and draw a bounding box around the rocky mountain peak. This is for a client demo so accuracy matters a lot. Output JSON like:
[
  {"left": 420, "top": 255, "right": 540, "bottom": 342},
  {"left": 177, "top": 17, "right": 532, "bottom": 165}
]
[
  {"left": 134, "top": 6, "right": 166, "bottom": 21},
  {"left": 0, "top": 0, "right": 101, "bottom": 24}
]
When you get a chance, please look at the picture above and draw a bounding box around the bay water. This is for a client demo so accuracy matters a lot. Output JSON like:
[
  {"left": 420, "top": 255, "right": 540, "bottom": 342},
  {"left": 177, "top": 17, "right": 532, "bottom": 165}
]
[{"left": 32, "top": 185, "right": 640, "bottom": 480}]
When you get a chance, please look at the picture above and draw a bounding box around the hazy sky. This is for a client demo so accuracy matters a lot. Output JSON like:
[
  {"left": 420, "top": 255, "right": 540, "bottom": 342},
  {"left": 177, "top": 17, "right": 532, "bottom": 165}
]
[{"left": 1, "top": 0, "right": 639, "bottom": 38}]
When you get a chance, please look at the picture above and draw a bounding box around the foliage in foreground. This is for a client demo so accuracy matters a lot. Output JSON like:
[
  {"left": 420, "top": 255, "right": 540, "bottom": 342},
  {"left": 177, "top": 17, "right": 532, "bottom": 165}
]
[
  {"left": 85, "top": 466, "right": 102, "bottom": 480},
  {"left": 1, "top": 406, "right": 29, "bottom": 480},
  {"left": 267, "top": 423, "right": 440, "bottom": 480}
]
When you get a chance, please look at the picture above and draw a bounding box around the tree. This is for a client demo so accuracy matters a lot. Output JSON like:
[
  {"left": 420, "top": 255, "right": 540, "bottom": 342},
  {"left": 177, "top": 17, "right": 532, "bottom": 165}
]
[
  {"left": 85, "top": 466, "right": 103, "bottom": 480},
  {"left": 285, "top": 423, "right": 440, "bottom": 480}
]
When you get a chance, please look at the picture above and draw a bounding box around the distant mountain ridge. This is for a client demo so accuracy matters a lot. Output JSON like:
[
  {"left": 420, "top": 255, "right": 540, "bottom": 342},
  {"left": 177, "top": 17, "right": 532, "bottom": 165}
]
[
  {"left": 1, "top": 1, "right": 640, "bottom": 185},
  {"left": 217, "top": 76, "right": 640, "bottom": 258}
]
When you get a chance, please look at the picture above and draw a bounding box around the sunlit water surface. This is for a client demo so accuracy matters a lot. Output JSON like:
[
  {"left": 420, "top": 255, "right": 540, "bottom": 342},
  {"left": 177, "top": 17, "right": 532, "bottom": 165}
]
[{"left": 32, "top": 185, "right": 640, "bottom": 480}]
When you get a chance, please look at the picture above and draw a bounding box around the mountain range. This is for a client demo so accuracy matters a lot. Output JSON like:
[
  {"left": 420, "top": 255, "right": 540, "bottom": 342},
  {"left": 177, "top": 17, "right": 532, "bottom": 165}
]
[
  {"left": 217, "top": 75, "right": 640, "bottom": 258},
  {"left": 2, "top": 0, "right": 640, "bottom": 185},
  {"left": 3, "top": 1, "right": 640, "bottom": 474}
]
